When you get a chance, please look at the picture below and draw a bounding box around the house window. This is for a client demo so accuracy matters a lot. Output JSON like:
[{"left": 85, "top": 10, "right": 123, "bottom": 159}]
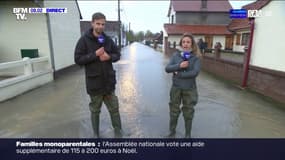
[
  {"left": 236, "top": 34, "right": 241, "bottom": 45},
  {"left": 171, "top": 15, "right": 174, "bottom": 24},
  {"left": 241, "top": 33, "right": 250, "bottom": 45}
]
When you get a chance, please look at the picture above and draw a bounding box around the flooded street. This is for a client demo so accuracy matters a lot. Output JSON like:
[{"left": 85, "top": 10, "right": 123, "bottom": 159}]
[{"left": 0, "top": 42, "right": 285, "bottom": 138}]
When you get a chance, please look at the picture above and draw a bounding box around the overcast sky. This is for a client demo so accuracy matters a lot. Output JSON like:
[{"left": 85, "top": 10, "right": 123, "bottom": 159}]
[{"left": 77, "top": 0, "right": 255, "bottom": 33}]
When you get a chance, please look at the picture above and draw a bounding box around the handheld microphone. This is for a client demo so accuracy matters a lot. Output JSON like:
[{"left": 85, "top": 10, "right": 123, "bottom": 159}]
[
  {"left": 182, "top": 51, "right": 191, "bottom": 61},
  {"left": 98, "top": 35, "right": 105, "bottom": 47},
  {"left": 181, "top": 51, "right": 192, "bottom": 72}
]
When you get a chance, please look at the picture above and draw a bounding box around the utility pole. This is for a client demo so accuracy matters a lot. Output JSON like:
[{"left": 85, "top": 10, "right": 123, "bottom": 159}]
[{"left": 118, "top": 0, "right": 121, "bottom": 49}]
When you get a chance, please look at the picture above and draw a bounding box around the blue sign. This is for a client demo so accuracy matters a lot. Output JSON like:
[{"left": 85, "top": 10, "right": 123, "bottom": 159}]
[{"left": 229, "top": 9, "right": 247, "bottom": 19}]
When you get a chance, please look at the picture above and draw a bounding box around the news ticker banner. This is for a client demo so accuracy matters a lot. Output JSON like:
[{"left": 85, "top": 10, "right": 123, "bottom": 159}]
[
  {"left": 13, "top": 8, "right": 67, "bottom": 20},
  {"left": 0, "top": 138, "right": 284, "bottom": 160}
]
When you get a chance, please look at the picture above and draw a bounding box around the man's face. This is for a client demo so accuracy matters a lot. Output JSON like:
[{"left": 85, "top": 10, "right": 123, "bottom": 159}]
[{"left": 91, "top": 18, "right": 105, "bottom": 35}]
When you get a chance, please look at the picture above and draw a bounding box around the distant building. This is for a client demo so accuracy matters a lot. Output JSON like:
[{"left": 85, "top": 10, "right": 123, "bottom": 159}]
[
  {"left": 164, "top": 24, "right": 232, "bottom": 49},
  {"left": 164, "top": 0, "right": 233, "bottom": 53},
  {"left": 153, "top": 31, "right": 163, "bottom": 44},
  {"left": 167, "top": 0, "right": 232, "bottom": 25}
]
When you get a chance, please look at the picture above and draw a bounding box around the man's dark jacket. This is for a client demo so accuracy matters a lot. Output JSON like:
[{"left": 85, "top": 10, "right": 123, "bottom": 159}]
[{"left": 74, "top": 28, "right": 121, "bottom": 96}]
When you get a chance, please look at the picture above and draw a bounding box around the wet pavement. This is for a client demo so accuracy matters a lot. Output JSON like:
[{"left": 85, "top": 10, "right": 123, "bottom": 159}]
[{"left": 0, "top": 42, "right": 285, "bottom": 138}]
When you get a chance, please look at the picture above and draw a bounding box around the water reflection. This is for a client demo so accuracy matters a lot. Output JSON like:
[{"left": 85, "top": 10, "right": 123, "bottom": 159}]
[{"left": 0, "top": 42, "right": 284, "bottom": 138}]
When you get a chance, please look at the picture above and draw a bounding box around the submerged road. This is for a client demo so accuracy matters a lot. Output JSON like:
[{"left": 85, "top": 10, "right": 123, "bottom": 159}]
[{"left": 0, "top": 42, "right": 285, "bottom": 138}]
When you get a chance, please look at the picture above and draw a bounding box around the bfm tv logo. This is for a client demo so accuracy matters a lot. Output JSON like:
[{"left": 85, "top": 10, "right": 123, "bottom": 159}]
[
  {"left": 13, "top": 8, "right": 28, "bottom": 20},
  {"left": 13, "top": 7, "right": 67, "bottom": 20}
]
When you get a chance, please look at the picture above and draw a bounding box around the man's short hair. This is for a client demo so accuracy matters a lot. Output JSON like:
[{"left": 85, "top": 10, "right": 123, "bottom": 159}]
[{"left": 92, "top": 12, "right": 106, "bottom": 22}]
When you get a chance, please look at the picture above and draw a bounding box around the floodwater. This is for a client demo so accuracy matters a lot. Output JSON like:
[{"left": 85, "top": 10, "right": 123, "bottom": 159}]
[{"left": 0, "top": 42, "right": 285, "bottom": 138}]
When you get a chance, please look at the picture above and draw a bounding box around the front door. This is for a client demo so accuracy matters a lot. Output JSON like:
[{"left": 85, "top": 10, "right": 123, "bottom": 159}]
[
  {"left": 225, "top": 35, "right": 234, "bottom": 50},
  {"left": 205, "top": 35, "right": 213, "bottom": 49}
]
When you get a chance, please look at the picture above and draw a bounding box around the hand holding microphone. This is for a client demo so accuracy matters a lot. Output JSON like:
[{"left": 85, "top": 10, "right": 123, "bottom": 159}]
[
  {"left": 95, "top": 47, "right": 104, "bottom": 56},
  {"left": 180, "top": 51, "right": 192, "bottom": 69},
  {"left": 96, "top": 47, "right": 110, "bottom": 61},
  {"left": 100, "top": 52, "right": 110, "bottom": 61},
  {"left": 95, "top": 34, "right": 110, "bottom": 61},
  {"left": 180, "top": 61, "right": 189, "bottom": 68},
  {"left": 182, "top": 51, "right": 191, "bottom": 61},
  {"left": 95, "top": 35, "right": 105, "bottom": 56}
]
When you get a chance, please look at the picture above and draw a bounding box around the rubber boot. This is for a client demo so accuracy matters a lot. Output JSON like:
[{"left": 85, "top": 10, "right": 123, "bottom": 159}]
[
  {"left": 91, "top": 113, "right": 100, "bottom": 138},
  {"left": 182, "top": 106, "right": 194, "bottom": 138},
  {"left": 184, "top": 118, "right": 192, "bottom": 138},
  {"left": 114, "top": 129, "right": 122, "bottom": 138},
  {"left": 110, "top": 113, "right": 122, "bottom": 138},
  {"left": 167, "top": 115, "right": 179, "bottom": 138},
  {"left": 104, "top": 94, "right": 123, "bottom": 138}
]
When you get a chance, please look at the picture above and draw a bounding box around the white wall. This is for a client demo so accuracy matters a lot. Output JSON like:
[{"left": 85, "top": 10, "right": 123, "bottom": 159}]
[
  {"left": 250, "top": 1, "right": 285, "bottom": 72},
  {"left": 194, "top": 35, "right": 204, "bottom": 42},
  {"left": 162, "top": 28, "right": 168, "bottom": 52},
  {"left": 0, "top": 1, "right": 51, "bottom": 63},
  {"left": 168, "top": 35, "right": 181, "bottom": 48},
  {"left": 44, "top": 0, "right": 81, "bottom": 71},
  {"left": 0, "top": 71, "right": 53, "bottom": 102}
]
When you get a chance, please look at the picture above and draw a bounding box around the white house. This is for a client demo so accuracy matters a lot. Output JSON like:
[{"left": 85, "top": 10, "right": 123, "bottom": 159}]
[
  {"left": 228, "top": 0, "right": 285, "bottom": 72},
  {"left": 0, "top": 0, "right": 82, "bottom": 102},
  {"left": 0, "top": 0, "right": 81, "bottom": 70},
  {"left": 249, "top": 0, "right": 285, "bottom": 72},
  {"left": 44, "top": 0, "right": 82, "bottom": 71},
  {"left": 0, "top": 1, "right": 51, "bottom": 63}
]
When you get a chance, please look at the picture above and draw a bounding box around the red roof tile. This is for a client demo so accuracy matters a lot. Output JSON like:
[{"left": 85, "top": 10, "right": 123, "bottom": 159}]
[
  {"left": 171, "top": 0, "right": 232, "bottom": 12},
  {"left": 164, "top": 24, "right": 232, "bottom": 35},
  {"left": 228, "top": 19, "right": 250, "bottom": 31},
  {"left": 242, "top": 0, "right": 271, "bottom": 10}
]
